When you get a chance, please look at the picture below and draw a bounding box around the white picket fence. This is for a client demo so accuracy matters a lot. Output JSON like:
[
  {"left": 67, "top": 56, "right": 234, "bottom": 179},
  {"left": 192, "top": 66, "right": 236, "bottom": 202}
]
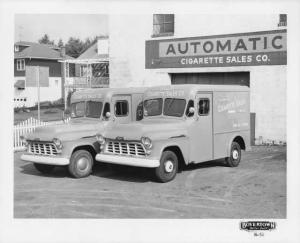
[{"left": 14, "top": 117, "right": 71, "bottom": 151}]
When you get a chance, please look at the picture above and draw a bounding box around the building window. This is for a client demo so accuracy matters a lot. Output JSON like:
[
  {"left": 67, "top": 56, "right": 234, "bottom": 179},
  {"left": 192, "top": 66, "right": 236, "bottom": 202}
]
[
  {"left": 198, "top": 99, "right": 210, "bottom": 116},
  {"left": 92, "top": 63, "right": 109, "bottom": 78},
  {"left": 80, "top": 65, "right": 85, "bottom": 77},
  {"left": 278, "top": 14, "right": 287, "bottom": 27},
  {"left": 16, "top": 59, "right": 25, "bottom": 71},
  {"left": 153, "top": 14, "right": 174, "bottom": 37},
  {"left": 14, "top": 45, "right": 19, "bottom": 52},
  {"left": 80, "top": 64, "right": 92, "bottom": 77}
]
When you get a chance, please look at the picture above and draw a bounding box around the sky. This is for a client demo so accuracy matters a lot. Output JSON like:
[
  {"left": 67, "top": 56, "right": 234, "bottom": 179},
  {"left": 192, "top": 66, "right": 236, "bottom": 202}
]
[{"left": 15, "top": 14, "right": 108, "bottom": 44}]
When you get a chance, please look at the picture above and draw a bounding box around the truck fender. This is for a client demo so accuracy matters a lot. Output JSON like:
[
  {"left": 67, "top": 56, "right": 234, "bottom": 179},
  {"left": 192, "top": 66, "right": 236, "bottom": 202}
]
[
  {"left": 158, "top": 141, "right": 189, "bottom": 165},
  {"left": 62, "top": 139, "right": 100, "bottom": 159},
  {"left": 226, "top": 134, "right": 246, "bottom": 156}
]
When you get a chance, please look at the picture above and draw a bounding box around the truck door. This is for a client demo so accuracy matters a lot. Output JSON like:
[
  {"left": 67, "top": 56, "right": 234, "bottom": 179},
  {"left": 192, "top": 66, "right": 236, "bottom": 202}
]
[
  {"left": 112, "top": 95, "right": 132, "bottom": 124},
  {"left": 189, "top": 93, "right": 213, "bottom": 163}
]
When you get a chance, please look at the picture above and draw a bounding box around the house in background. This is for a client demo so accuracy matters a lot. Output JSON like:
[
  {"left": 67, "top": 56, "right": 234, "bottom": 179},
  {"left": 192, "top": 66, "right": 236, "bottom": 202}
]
[
  {"left": 62, "top": 37, "right": 109, "bottom": 108},
  {"left": 14, "top": 41, "right": 74, "bottom": 107}
]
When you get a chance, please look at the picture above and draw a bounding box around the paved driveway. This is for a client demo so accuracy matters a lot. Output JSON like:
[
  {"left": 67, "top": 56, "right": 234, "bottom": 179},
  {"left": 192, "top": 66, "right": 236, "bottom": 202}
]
[{"left": 14, "top": 146, "right": 286, "bottom": 218}]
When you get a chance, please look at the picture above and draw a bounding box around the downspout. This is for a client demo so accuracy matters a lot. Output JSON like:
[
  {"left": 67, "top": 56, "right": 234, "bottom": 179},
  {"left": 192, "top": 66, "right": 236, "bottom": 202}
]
[{"left": 60, "top": 46, "right": 66, "bottom": 109}]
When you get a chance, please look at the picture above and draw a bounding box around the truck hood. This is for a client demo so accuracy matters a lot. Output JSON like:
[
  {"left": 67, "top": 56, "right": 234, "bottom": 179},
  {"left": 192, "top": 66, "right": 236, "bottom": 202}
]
[
  {"left": 25, "top": 118, "right": 107, "bottom": 141},
  {"left": 104, "top": 118, "right": 188, "bottom": 141}
]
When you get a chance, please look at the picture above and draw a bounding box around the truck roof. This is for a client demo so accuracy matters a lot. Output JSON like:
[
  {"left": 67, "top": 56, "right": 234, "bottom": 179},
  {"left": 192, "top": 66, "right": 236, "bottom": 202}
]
[
  {"left": 144, "top": 84, "right": 249, "bottom": 99},
  {"left": 146, "top": 84, "right": 249, "bottom": 92},
  {"left": 71, "top": 87, "right": 147, "bottom": 103}
]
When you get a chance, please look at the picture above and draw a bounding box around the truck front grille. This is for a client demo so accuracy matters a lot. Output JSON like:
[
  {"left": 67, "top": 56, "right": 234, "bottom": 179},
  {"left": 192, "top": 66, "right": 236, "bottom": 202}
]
[
  {"left": 105, "top": 140, "right": 146, "bottom": 156},
  {"left": 28, "top": 141, "right": 58, "bottom": 156}
]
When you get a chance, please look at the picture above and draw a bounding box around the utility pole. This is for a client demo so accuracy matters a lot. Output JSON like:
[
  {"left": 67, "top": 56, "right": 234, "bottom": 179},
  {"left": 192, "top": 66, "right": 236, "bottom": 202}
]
[{"left": 36, "top": 66, "right": 40, "bottom": 121}]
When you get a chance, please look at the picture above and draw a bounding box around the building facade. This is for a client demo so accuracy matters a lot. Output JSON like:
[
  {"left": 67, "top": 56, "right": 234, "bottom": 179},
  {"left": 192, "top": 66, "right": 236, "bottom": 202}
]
[
  {"left": 14, "top": 41, "right": 74, "bottom": 107},
  {"left": 109, "top": 14, "right": 287, "bottom": 144}
]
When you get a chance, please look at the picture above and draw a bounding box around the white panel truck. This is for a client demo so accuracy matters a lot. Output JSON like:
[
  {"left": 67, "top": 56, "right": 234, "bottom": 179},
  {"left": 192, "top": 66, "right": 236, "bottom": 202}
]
[
  {"left": 95, "top": 84, "right": 250, "bottom": 182},
  {"left": 20, "top": 87, "right": 146, "bottom": 178}
]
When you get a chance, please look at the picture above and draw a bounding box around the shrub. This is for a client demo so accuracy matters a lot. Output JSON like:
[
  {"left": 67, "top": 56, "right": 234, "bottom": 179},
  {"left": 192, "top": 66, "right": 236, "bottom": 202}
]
[
  {"left": 14, "top": 107, "right": 22, "bottom": 113},
  {"left": 52, "top": 98, "right": 64, "bottom": 106},
  {"left": 64, "top": 108, "right": 71, "bottom": 114}
]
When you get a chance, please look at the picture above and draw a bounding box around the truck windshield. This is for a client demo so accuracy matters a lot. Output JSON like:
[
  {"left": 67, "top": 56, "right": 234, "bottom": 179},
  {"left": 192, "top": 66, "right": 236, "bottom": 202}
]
[
  {"left": 86, "top": 101, "right": 103, "bottom": 118},
  {"left": 144, "top": 98, "right": 163, "bottom": 116},
  {"left": 163, "top": 98, "right": 186, "bottom": 117},
  {"left": 144, "top": 98, "right": 186, "bottom": 117},
  {"left": 70, "top": 101, "right": 103, "bottom": 118},
  {"left": 71, "top": 102, "right": 85, "bottom": 118}
]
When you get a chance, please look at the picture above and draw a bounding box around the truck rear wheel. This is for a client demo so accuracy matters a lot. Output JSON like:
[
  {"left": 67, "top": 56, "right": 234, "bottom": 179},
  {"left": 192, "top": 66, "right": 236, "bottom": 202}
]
[
  {"left": 68, "top": 150, "right": 93, "bottom": 178},
  {"left": 155, "top": 150, "right": 178, "bottom": 183},
  {"left": 225, "top": 142, "right": 241, "bottom": 167},
  {"left": 34, "top": 163, "right": 55, "bottom": 174}
]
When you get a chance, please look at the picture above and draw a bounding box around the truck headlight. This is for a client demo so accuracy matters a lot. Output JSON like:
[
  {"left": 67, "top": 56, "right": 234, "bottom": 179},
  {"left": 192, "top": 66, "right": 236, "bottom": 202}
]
[
  {"left": 20, "top": 135, "right": 28, "bottom": 147},
  {"left": 96, "top": 133, "right": 105, "bottom": 145},
  {"left": 53, "top": 138, "right": 63, "bottom": 149},
  {"left": 141, "top": 137, "right": 152, "bottom": 149}
]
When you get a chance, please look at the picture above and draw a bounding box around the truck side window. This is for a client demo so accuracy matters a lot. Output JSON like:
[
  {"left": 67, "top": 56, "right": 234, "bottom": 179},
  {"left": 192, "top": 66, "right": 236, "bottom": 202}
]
[
  {"left": 185, "top": 100, "right": 194, "bottom": 117},
  {"left": 198, "top": 99, "right": 210, "bottom": 116},
  {"left": 115, "top": 100, "right": 129, "bottom": 116},
  {"left": 103, "top": 102, "right": 110, "bottom": 118},
  {"left": 136, "top": 101, "right": 143, "bottom": 121}
]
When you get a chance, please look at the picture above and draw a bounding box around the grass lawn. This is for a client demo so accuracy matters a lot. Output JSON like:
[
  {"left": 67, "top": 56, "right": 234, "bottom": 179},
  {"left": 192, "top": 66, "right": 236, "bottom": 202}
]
[{"left": 14, "top": 107, "right": 65, "bottom": 125}]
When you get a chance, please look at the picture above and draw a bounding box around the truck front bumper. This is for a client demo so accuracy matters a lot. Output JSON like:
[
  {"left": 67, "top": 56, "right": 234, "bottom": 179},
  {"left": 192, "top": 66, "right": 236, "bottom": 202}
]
[
  {"left": 95, "top": 154, "right": 160, "bottom": 168},
  {"left": 21, "top": 153, "right": 69, "bottom": 166}
]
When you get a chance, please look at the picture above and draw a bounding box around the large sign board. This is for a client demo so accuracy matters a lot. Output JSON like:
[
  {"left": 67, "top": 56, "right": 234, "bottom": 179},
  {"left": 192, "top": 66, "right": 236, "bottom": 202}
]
[
  {"left": 145, "top": 29, "right": 287, "bottom": 68},
  {"left": 25, "top": 66, "right": 49, "bottom": 87}
]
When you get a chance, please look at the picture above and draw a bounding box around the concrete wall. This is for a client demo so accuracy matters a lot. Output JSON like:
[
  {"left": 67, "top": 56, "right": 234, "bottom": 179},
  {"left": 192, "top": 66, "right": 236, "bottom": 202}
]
[{"left": 109, "top": 14, "right": 286, "bottom": 143}]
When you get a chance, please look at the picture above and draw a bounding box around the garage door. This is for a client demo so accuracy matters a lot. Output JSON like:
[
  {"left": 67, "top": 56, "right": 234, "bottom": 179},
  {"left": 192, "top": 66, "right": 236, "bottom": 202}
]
[{"left": 171, "top": 72, "right": 249, "bottom": 87}]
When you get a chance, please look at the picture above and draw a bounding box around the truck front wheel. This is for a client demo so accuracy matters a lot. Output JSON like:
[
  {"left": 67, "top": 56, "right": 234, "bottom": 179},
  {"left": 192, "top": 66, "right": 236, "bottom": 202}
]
[
  {"left": 225, "top": 142, "right": 241, "bottom": 167},
  {"left": 68, "top": 150, "right": 93, "bottom": 178},
  {"left": 155, "top": 150, "right": 178, "bottom": 183},
  {"left": 34, "top": 163, "right": 55, "bottom": 174}
]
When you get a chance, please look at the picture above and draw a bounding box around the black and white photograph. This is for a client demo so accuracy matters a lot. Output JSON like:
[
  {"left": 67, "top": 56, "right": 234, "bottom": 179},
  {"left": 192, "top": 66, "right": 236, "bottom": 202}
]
[{"left": 1, "top": 0, "right": 300, "bottom": 243}]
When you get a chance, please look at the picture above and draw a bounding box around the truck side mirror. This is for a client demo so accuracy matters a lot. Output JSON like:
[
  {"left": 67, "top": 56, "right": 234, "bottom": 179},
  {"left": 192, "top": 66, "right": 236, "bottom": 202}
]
[
  {"left": 188, "top": 107, "right": 195, "bottom": 115},
  {"left": 105, "top": 112, "right": 111, "bottom": 119}
]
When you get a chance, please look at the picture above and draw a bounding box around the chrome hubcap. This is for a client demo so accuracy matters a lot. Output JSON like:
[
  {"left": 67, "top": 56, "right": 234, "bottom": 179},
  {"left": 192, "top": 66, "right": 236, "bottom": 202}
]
[
  {"left": 232, "top": 150, "right": 239, "bottom": 160},
  {"left": 77, "top": 157, "right": 89, "bottom": 171},
  {"left": 164, "top": 160, "right": 174, "bottom": 173}
]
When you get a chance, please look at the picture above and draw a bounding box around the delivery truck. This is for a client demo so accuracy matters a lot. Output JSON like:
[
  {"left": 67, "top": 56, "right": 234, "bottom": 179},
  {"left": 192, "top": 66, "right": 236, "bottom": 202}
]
[
  {"left": 20, "top": 87, "right": 146, "bottom": 178},
  {"left": 95, "top": 84, "right": 250, "bottom": 182}
]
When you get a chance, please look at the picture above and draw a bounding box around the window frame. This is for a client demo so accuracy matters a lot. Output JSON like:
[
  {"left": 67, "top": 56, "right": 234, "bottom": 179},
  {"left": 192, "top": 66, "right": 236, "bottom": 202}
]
[
  {"left": 16, "top": 59, "right": 25, "bottom": 71},
  {"left": 102, "top": 102, "right": 110, "bottom": 119},
  {"left": 79, "top": 65, "right": 85, "bottom": 77},
  {"left": 114, "top": 100, "right": 129, "bottom": 117},
  {"left": 136, "top": 101, "right": 144, "bottom": 121},
  {"left": 185, "top": 99, "right": 195, "bottom": 118},
  {"left": 198, "top": 98, "right": 210, "bottom": 116},
  {"left": 152, "top": 14, "right": 175, "bottom": 38},
  {"left": 80, "top": 64, "right": 92, "bottom": 77}
]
